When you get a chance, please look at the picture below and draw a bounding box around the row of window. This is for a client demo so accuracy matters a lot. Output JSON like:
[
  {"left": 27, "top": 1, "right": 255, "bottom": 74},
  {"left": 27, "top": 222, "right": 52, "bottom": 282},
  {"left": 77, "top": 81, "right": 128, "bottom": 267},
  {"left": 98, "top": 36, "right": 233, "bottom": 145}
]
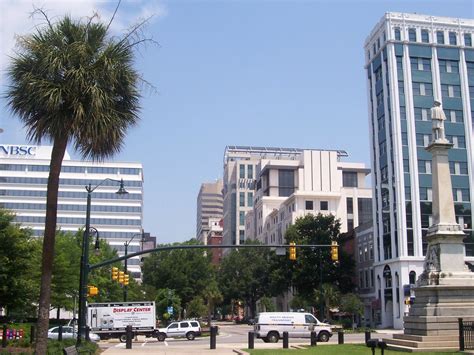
[
  {"left": 359, "top": 268, "right": 375, "bottom": 290},
  {"left": 304, "top": 200, "right": 329, "bottom": 211},
  {"left": 0, "top": 164, "right": 141, "bottom": 175},
  {"left": 239, "top": 192, "right": 254, "bottom": 207},
  {"left": 419, "top": 187, "right": 470, "bottom": 202},
  {"left": 394, "top": 27, "right": 472, "bottom": 47},
  {"left": 0, "top": 176, "right": 142, "bottom": 187},
  {"left": 416, "top": 134, "right": 466, "bottom": 148},
  {"left": 239, "top": 164, "right": 254, "bottom": 179},
  {"left": 0, "top": 189, "right": 142, "bottom": 200},
  {"left": 358, "top": 244, "right": 375, "bottom": 263},
  {"left": 0, "top": 202, "right": 142, "bottom": 213},
  {"left": 16, "top": 215, "right": 142, "bottom": 225},
  {"left": 31, "top": 229, "right": 144, "bottom": 239}
]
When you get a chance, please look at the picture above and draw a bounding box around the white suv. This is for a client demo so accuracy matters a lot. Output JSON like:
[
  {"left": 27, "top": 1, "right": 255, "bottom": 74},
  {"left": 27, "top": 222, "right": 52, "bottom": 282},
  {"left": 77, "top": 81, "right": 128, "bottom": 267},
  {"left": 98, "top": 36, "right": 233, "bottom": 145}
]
[{"left": 157, "top": 320, "right": 201, "bottom": 341}]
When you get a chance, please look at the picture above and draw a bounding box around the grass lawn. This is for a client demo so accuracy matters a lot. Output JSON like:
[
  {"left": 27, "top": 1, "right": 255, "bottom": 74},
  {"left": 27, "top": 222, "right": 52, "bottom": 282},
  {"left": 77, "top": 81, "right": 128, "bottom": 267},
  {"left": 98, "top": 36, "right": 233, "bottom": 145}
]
[{"left": 247, "top": 344, "right": 461, "bottom": 355}]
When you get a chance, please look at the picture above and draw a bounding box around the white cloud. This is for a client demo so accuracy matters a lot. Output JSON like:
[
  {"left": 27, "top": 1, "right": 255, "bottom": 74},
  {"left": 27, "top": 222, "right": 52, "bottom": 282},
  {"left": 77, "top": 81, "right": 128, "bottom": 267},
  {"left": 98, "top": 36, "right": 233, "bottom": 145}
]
[{"left": 0, "top": 0, "right": 166, "bottom": 84}]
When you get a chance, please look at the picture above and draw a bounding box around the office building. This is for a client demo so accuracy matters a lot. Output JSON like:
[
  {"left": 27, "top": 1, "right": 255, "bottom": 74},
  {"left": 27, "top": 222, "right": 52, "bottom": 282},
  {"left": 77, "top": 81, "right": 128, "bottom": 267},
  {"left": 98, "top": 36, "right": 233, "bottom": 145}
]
[
  {"left": 0, "top": 144, "right": 144, "bottom": 277},
  {"left": 365, "top": 12, "right": 473, "bottom": 328},
  {"left": 196, "top": 180, "right": 223, "bottom": 244},
  {"left": 222, "top": 146, "right": 302, "bottom": 246},
  {"left": 246, "top": 149, "right": 372, "bottom": 244}
]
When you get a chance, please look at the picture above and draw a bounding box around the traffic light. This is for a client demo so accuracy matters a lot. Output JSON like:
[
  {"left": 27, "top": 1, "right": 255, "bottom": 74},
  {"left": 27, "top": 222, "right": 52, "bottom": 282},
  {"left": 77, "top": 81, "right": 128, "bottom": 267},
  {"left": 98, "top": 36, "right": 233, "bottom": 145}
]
[
  {"left": 112, "top": 267, "right": 118, "bottom": 281},
  {"left": 87, "top": 286, "right": 99, "bottom": 297},
  {"left": 118, "top": 271, "right": 125, "bottom": 284},
  {"left": 123, "top": 274, "right": 130, "bottom": 286},
  {"left": 331, "top": 241, "right": 339, "bottom": 261},
  {"left": 289, "top": 242, "right": 296, "bottom": 261}
]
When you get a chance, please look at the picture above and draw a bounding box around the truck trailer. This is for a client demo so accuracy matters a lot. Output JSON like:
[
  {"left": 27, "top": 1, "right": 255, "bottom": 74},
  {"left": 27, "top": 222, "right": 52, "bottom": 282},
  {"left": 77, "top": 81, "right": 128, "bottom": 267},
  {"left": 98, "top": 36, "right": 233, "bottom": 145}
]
[{"left": 87, "top": 301, "right": 157, "bottom": 342}]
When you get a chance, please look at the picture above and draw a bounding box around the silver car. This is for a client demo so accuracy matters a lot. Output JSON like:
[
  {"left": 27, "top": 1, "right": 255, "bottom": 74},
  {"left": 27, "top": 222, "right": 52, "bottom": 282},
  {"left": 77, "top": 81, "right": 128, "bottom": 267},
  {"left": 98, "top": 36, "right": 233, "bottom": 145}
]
[{"left": 47, "top": 326, "right": 100, "bottom": 342}]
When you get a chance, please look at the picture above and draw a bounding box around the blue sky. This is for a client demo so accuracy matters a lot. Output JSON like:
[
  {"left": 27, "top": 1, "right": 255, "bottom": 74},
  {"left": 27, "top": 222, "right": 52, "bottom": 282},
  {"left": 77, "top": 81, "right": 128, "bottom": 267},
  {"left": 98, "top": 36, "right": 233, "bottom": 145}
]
[{"left": 1, "top": 0, "right": 473, "bottom": 243}]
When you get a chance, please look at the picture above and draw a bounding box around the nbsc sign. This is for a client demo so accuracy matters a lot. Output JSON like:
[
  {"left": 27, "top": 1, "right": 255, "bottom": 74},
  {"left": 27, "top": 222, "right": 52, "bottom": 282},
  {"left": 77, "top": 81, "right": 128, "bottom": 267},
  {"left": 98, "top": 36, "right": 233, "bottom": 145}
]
[{"left": 0, "top": 145, "right": 36, "bottom": 156}]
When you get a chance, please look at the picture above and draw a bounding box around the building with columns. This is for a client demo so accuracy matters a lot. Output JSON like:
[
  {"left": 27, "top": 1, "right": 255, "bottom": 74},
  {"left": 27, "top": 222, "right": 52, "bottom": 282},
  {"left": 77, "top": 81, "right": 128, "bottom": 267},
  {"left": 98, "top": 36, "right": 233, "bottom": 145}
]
[{"left": 365, "top": 12, "right": 474, "bottom": 329}]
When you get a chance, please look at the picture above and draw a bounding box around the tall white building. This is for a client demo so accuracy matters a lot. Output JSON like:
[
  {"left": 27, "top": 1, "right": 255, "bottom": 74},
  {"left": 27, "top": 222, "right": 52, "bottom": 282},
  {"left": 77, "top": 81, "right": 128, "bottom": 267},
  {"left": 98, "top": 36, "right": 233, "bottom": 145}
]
[
  {"left": 222, "top": 146, "right": 302, "bottom": 246},
  {"left": 245, "top": 149, "right": 372, "bottom": 244},
  {"left": 0, "top": 144, "right": 144, "bottom": 277},
  {"left": 196, "top": 180, "right": 223, "bottom": 244},
  {"left": 365, "top": 13, "right": 474, "bottom": 328}
]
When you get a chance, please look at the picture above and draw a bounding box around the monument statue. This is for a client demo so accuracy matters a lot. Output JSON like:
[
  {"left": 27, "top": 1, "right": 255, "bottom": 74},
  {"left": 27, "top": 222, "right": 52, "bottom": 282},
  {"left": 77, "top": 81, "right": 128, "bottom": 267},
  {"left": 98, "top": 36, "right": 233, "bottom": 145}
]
[{"left": 430, "top": 100, "right": 447, "bottom": 142}]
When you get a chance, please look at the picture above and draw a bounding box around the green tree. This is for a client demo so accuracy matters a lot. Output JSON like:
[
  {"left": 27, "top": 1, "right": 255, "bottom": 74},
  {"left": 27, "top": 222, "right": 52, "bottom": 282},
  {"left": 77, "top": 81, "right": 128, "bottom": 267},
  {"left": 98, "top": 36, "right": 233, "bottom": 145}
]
[
  {"left": 218, "top": 241, "right": 275, "bottom": 318},
  {"left": 284, "top": 214, "right": 354, "bottom": 301},
  {"left": 186, "top": 296, "right": 207, "bottom": 319},
  {"left": 49, "top": 232, "right": 81, "bottom": 316},
  {"left": 154, "top": 288, "right": 181, "bottom": 322},
  {"left": 340, "top": 293, "right": 364, "bottom": 329},
  {"left": 259, "top": 296, "right": 276, "bottom": 312},
  {"left": 314, "top": 283, "right": 341, "bottom": 321},
  {"left": 0, "top": 209, "right": 40, "bottom": 318},
  {"left": 6, "top": 10, "right": 147, "bottom": 351},
  {"left": 202, "top": 280, "right": 223, "bottom": 325},
  {"left": 142, "top": 240, "right": 215, "bottom": 314}
]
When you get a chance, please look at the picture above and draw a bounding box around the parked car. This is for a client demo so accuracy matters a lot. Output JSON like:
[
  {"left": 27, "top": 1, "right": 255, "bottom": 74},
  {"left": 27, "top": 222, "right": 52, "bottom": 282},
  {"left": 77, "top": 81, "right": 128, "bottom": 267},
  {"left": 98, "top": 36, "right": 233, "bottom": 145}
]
[
  {"left": 254, "top": 312, "right": 333, "bottom": 343},
  {"left": 156, "top": 320, "right": 201, "bottom": 341},
  {"left": 47, "top": 326, "right": 100, "bottom": 342}
]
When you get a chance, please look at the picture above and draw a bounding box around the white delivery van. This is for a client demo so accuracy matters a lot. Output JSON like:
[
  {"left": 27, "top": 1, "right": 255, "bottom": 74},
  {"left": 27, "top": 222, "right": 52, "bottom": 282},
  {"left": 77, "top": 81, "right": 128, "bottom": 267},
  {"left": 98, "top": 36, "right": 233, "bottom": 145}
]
[{"left": 254, "top": 312, "right": 333, "bottom": 343}]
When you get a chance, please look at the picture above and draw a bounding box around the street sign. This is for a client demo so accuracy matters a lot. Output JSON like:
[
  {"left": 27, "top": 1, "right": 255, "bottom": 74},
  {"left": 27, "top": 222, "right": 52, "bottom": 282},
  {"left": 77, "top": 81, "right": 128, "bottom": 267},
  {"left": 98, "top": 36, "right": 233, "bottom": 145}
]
[{"left": 167, "top": 306, "right": 173, "bottom": 315}]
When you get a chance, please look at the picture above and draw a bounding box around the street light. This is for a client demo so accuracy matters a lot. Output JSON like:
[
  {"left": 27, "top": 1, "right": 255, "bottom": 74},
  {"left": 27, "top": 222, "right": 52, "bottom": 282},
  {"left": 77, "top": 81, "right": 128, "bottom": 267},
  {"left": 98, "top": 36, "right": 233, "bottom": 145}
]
[
  {"left": 77, "top": 178, "right": 128, "bottom": 346},
  {"left": 123, "top": 231, "right": 145, "bottom": 301}
]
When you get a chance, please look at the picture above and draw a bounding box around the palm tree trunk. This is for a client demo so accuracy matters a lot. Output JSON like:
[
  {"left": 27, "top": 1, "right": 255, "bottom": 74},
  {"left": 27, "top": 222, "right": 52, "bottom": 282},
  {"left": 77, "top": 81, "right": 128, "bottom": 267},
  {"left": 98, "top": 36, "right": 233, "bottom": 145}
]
[{"left": 35, "top": 137, "right": 68, "bottom": 355}]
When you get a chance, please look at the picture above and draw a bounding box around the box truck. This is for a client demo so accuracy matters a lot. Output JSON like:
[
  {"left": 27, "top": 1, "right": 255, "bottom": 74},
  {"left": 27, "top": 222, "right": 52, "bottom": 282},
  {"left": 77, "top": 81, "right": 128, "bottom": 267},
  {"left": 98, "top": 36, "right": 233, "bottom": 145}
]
[{"left": 87, "top": 301, "right": 157, "bottom": 342}]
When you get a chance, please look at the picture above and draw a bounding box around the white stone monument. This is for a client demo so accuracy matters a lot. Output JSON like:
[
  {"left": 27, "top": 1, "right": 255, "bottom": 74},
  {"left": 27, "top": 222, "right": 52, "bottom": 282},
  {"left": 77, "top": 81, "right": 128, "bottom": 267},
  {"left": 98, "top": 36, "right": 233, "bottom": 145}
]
[{"left": 386, "top": 102, "right": 474, "bottom": 351}]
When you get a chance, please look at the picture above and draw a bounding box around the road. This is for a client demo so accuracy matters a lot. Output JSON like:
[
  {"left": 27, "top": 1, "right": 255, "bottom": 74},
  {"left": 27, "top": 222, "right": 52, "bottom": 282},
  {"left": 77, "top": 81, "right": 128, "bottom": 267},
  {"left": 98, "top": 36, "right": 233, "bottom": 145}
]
[{"left": 99, "top": 323, "right": 399, "bottom": 353}]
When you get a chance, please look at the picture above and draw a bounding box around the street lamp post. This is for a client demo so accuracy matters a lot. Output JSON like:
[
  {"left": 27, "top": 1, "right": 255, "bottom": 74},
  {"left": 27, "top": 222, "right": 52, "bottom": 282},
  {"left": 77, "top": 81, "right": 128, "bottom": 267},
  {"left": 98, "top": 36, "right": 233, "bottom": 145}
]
[
  {"left": 77, "top": 179, "right": 128, "bottom": 346},
  {"left": 123, "top": 231, "right": 145, "bottom": 302}
]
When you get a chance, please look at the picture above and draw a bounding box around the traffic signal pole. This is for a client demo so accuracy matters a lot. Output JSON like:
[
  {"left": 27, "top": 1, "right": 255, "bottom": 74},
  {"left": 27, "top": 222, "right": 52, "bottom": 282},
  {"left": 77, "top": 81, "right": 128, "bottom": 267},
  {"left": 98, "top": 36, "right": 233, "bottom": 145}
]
[{"left": 89, "top": 243, "right": 338, "bottom": 271}]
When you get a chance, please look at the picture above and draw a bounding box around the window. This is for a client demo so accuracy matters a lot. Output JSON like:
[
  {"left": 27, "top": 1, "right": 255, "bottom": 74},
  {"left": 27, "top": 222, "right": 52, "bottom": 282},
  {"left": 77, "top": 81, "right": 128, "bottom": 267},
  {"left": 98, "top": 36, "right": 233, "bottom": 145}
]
[
  {"left": 247, "top": 165, "right": 253, "bottom": 179},
  {"left": 449, "top": 32, "right": 457, "bottom": 45},
  {"left": 347, "top": 197, "right": 353, "bottom": 214},
  {"left": 239, "top": 230, "right": 245, "bottom": 244},
  {"left": 412, "top": 82, "right": 433, "bottom": 96},
  {"left": 305, "top": 200, "right": 314, "bottom": 210},
  {"left": 416, "top": 134, "right": 430, "bottom": 147},
  {"left": 455, "top": 189, "right": 470, "bottom": 202},
  {"left": 398, "top": 81, "right": 405, "bottom": 96},
  {"left": 465, "top": 33, "right": 472, "bottom": 47},
  {"left": 418, "top": 160, "right": 431, "bottom": 174},
  {"left": 437, "top": 31, "right": 444, "bottom": 44},
  {"left": 414, "top": 108, "right": 430, "bottom": 121},
  {"left": 320, "top": 201, "right": 329, "bottom": 210},
  {"left": 403, "top": 158, "right": 410, "bottom": 172},
  {"left": 421, "top": 29, "right": 429, "bottom": 43},
  {"left": 239, "top": 211, "right": 245, "bottom": 226},
  {"left": 168, "top": 323, "right": 178, "bottom": 329},
  {"left": 447, "top": 135, "right": 466, "bottom": 148},
  {"left": 399, "top": 106, "right": 406, "bottom": 120},
  {"left": 449, "top": 110, "right": 463, "bottom": 123},
  {"left": 396, "top": 57, "right": 403, "bottom": 71},
  {"left": 379, "top": 141, "right": 386, "bottom": 156},
  {"left": 439, "top": 60, "right": 459, "bottom": 73},
  {"left": 278, "top": 169, "right": 295, "bottom": 197},
  {"left": 342, "top": 171, "right": 358, "bottom": 187},
  {"left": 449, "top": 161, "right": 468, "bottom": 175},
  {"left": 410, "top": 57, "right": 431, "bottom": 71},
  {"left": 441, "top": 84, "right": 461, "bottom": 98},
  {"left": 239, "top": 165, "right": 245, "bottom": 179},
  {"left": 180, "top": 322, "right": 189, "bottom": 328},
  {"left": 247, "top": 192, "right": 253, "bottom": 207},
  {"left": 408, "top": 28, "right": 417, "bottom": 42},
  {"left": 239, "top": 192, "right": 245, "bottom": 207},
  {"left": 402, "top": 132, "right": 408, "bottom": 146},
  {"left": 394, "top": 27, "right": 401, "bottom": 41}
]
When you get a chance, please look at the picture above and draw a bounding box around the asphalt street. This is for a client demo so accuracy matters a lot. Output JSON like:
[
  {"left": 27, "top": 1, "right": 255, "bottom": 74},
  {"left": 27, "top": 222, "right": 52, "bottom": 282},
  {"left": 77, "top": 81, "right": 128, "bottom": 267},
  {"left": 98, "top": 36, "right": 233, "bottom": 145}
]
[{"left": 99, "top": 323, "right": 401, "bottom": 354}]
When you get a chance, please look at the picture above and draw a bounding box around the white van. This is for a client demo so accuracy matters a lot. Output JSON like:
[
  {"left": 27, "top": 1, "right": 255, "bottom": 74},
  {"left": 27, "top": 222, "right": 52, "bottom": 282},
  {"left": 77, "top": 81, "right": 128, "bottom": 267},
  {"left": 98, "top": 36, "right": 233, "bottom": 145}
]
[{"left": 254, "top": 312, "right": 332, "bottom": 343}]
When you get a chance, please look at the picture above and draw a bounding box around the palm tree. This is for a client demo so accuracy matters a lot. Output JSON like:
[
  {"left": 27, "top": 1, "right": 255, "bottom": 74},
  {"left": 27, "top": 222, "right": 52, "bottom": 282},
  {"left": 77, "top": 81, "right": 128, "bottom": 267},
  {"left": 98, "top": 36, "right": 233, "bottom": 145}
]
[
  {"left": 314, "top": 283, "right": 340, "bottom": 321},
  {"left": 6, "top": 12, "right": 145, "bottom": 353}
]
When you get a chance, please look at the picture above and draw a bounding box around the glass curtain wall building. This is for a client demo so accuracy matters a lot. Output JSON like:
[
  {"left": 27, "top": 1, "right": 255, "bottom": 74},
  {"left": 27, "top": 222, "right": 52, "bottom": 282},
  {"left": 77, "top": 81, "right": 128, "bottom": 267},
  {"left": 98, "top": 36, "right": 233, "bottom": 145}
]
[
  {"left": 365, "top": 13, "right": 473, "bottom": 329},
  {"left": 0, "top": 144, "right": 144, "bottom": 277}
]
